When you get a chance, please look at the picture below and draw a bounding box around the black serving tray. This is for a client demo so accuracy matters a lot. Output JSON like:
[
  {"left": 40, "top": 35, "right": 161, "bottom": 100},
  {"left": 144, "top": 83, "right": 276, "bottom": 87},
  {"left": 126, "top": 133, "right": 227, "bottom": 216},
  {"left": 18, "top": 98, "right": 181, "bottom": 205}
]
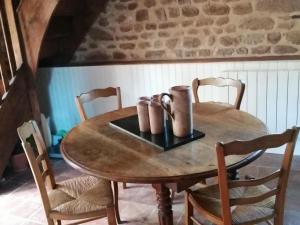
[{"left": 109, "top": 115, "right": 205, "bottom": 151}]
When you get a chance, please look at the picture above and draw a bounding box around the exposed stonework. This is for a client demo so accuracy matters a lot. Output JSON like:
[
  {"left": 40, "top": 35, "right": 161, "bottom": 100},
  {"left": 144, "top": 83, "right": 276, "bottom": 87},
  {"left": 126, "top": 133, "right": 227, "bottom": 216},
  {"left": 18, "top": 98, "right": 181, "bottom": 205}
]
[
  {"left": 73, "top": 0, "right": 300, "bottom": 63},
  {"left": 256, "top": 0, "right": 300, "bottom": 13}
]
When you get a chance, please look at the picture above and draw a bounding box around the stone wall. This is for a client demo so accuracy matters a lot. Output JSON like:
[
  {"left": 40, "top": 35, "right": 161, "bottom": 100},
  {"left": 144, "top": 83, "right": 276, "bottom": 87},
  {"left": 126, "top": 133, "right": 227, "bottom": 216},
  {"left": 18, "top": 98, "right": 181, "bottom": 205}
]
[{"left": 72, "top": 0, "right": 300, "bottom": 63}]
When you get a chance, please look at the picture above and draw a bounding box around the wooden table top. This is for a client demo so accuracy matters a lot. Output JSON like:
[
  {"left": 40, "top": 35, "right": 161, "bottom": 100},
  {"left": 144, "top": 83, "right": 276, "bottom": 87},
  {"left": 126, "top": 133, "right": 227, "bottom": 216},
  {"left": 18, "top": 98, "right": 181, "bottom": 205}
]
[{"left": 61, "top": 102, "right": 268, "bottom": 184}]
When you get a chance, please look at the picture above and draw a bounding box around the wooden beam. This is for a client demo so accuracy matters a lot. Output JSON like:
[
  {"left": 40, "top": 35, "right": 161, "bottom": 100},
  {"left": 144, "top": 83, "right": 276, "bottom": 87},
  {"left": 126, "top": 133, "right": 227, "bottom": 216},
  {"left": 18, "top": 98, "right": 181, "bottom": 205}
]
[
  {"left": 17, "top": 0, "right": 60, "bottom": 75},
  {"left": 0, "top": 1, "right": 16, "bottom": 79},
  {"left": 3, "top": 0, "right": 23, "bottom": 70},
  {"left": 0, "top": 61, "right": 9, "bottom": 94}
]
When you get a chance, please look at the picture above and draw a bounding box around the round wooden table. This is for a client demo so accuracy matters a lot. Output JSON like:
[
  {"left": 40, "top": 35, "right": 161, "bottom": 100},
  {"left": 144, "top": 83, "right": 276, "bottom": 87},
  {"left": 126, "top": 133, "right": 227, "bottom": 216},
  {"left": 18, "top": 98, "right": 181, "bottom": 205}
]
[{"left": 61, "top": 102, "right": 268, "bottom": 225}]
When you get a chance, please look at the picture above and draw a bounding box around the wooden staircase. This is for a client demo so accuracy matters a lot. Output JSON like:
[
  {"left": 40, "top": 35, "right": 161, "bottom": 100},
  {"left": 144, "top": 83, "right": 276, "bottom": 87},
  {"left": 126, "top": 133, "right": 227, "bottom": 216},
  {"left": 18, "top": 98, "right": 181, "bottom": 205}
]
[
  {"left": 0, "top": 0, "right": 105, "bottom": 178},
  {"left": 39, "top": 0, "right": 107, "bottom": 67},
  {"left": 18, "top": 0, "right": 106, "bottom": 73}
]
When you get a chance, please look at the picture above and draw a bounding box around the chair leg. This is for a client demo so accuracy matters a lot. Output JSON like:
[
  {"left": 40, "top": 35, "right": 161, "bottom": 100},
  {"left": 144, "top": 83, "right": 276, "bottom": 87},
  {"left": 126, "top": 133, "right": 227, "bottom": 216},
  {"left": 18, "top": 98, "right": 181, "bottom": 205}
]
[
  {"left": 122, "top": 182, "right": 127, "bottom": 189},
  {"left": 107, "top": 206, "right": 117, "bottom": 225},
  {"left": 113, "top": 181, "right": 121, "bottom": 224},
  {"left": 56, "top": 220, "right": 61, "bottom": 225},
  {"left": 47, "top": 218, "right": 55, "bottom": 225},
  {"left": 185, "top": 191, "right": 193, "bottom": 225},
  {"left": 274, "top": 214, "right": 283, "bottom": 225}
]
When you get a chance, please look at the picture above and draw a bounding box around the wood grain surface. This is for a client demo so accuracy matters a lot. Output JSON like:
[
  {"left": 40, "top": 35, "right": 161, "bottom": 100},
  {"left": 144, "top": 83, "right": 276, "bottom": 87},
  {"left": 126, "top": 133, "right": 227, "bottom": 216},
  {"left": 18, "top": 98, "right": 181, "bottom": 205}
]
[{"left": 61, "top": 103, "right": 268, "bottom": 184}]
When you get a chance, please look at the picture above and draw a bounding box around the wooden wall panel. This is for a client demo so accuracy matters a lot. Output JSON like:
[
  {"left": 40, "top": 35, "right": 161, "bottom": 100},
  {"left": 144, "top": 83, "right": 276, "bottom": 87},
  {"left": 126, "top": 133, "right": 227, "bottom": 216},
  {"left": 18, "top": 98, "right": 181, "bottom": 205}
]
[{"left": 37, "top": 60, "right": 300, "bottom": 155}]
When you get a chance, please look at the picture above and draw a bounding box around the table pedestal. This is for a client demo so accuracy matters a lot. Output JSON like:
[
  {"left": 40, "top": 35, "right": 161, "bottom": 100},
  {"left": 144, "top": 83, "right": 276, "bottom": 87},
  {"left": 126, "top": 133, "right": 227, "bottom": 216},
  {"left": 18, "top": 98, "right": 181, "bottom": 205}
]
[{"left": 152, "top": 184, "right": 173, "bottom": 225}]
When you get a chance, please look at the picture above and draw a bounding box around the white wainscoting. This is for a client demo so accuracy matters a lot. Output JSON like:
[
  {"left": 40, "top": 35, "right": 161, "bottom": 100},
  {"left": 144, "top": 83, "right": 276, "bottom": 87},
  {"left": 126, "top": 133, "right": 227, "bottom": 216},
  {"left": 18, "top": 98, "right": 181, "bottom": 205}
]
[{"left": 37, "top": 60, "right": 300, "bottom": 155}]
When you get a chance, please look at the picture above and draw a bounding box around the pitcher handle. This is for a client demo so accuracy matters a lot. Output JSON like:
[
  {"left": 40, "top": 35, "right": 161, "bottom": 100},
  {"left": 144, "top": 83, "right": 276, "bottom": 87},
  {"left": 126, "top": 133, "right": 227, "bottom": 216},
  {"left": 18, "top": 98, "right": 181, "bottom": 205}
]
[{"left": 159, "top": 93, "right": 174, "bottom": 120}]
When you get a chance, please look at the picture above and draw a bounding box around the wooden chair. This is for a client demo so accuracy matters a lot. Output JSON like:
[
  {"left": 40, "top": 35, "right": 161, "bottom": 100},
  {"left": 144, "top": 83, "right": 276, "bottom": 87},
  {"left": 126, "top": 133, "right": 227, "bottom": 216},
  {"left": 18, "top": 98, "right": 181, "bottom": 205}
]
[
  {"left": 17, "top": 120, "right": 119, "bottom": 225},
  {"left": 192, "top": 77, "right": 245, "bottom": 110},
  {"left": 75, "top": 87, "right": 122, "bottom": 121},
  {"left": 75, "top": 87, "right": 124, "bottom": 222},
  {"left": 185, "top": 127, "right": 299, "bottom": 225}
]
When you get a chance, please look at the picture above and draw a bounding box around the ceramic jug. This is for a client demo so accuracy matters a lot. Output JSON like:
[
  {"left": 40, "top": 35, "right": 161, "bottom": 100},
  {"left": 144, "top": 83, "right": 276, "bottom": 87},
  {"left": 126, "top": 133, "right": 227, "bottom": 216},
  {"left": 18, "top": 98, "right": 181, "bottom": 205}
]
[
  {"left": 149, "top": 100, "right": 164, "bottom": 134},
  {"left": 159, "top": 86, "right": 193, "bottom": 137},
  {"left": 137, "top": 100, "right": 150, "bottom": 132}
]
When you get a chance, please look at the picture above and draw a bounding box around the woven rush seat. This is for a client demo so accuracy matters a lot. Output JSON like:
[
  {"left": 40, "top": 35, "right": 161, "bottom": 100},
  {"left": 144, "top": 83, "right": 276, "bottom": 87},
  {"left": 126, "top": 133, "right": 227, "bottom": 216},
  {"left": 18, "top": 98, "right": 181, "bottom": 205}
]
[
  {"left": 18, "top": 120, "right": 119, "bottom": 225},
  {"left": 49, "top": 175, "right": 113, "bottom": 216},
  {"left": 191, "top": 184, "right": 275, "bottom": 225}
]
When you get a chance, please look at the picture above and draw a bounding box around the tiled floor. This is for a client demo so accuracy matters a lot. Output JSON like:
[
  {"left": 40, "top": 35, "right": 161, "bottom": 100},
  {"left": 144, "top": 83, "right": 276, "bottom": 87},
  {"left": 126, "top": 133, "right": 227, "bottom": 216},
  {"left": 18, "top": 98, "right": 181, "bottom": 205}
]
[{"left": 0, "top": 153, "right": 299, "bottom": 225}]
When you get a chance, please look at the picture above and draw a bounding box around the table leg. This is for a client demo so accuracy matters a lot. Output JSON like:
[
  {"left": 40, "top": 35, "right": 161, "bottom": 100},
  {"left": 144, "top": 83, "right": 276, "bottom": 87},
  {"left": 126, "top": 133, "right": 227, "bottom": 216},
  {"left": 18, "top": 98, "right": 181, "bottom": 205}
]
[{"left": 152, "top": 184, "right": 173, "bottom": 225}]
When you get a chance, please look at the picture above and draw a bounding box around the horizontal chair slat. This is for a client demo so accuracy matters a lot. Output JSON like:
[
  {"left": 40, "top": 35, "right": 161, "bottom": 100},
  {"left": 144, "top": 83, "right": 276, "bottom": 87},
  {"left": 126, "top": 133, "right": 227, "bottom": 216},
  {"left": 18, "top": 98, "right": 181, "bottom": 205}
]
[
  {"left": 236, "top": 213, "right": 275, "bottom": 225},
  {"left": 230, "top": 189, "right": 278, "bottom": 206},
  {"left": 223, "top": 129, "right": 293, "bottom": 156},
  {"left": 228, "top": 170, "right": 281, "bottom": 188}
]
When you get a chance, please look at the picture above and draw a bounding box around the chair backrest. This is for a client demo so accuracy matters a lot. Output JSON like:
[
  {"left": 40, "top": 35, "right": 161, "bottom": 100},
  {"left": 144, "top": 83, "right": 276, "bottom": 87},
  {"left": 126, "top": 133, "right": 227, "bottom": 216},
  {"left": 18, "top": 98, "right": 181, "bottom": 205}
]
[
  {"left": 192, "top": 77, "right": 245, "bottom": 110},
  {"left": 75, "top": 87, "right": 122, "bottom": 121},
  {"left": 17, "top": 120, "right": 56, "bottom": 216},
  {"left": 215, "top": 127, "right": 299, "bottom": 225}
]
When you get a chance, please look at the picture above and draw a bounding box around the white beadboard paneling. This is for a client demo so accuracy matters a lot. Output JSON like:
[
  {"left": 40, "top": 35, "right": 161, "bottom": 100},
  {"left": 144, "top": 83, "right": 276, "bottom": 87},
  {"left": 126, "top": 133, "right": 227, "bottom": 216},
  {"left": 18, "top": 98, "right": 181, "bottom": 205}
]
[
  {"left": 37, "top": 60, "right": 300, "bottom": 155},
  {"left": 286, "top": 71, "right": 299, "bottom": 128},
  {"left": 266, "top": 71, "right": 278, "bottom": 134},
  {"left": 247, "top": 71, "right": 257, "bottom": 117},
  {"left": 257, "top": 71, "right": 268, "bottom": 124},
  {"left": 277, "top": 71, "right": 289, "bottom": 133}
]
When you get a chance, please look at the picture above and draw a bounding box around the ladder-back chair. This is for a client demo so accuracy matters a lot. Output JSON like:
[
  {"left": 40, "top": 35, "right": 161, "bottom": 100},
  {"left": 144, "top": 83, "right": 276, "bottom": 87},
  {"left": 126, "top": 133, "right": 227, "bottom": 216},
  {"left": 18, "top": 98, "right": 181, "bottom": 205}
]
[
  {"left": 75, "top": 87, "right": 124, "bottom": 223},
  {"left": 18, "top": 120, "right": 118, "bottom": 225},
  {"left": 185, "top": 127, "right": 299, "bottom": 225},
  {"left": 192, "top": 77, "right": 245, "bottom": 110},
  {"left": 75, "top": 87, "right": 122, "bottom": 121}
]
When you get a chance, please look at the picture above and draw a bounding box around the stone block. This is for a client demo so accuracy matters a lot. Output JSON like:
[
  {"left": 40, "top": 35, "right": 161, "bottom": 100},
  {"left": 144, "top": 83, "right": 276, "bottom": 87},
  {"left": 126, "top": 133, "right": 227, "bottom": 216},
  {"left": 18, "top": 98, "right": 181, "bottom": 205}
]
[
  {"left": 166, "top": 38, "right": 179, "bottom": 49},
  {"left": 232, "top": 2, "right": 252, "bottom": 15},
  {"left": 120, "top": 43, "right": 135, "bottom": 49},
  {"left": 273, "top": 45, "right": 298, "bottom": 54},
  {"left": 144, "top": 0, "right": 156, "bottom": 8},
  {"left": 236, "top": 47, "right": 248, "bottom": 55},
  {"left": 113, "top": 51, "right": 127, "bottom": 60},
  {"left": 203, "top": 3, "right": 230, "bottom": 15},
  {"left": 219, "top": 35, "right": 240, "bottom": 46},
  {"left": 256, "top": 0, "right": 300, "bottom": 13},
  {"left": 251, "top": 46, "right": 271, "bottom": 55},
  {"left": 267, "top": 32, "right": 281, "bottom": 44},
  {"left": 168, "top": 7, "right": 180, "bottom": 18},
  {"left": 183, "top": 37, "right": 201, "bottom": 48},
  {"left": 216, "top": 48, "right": 234, "bottom": 56},
  {"left": 240, "top": 17, "right": 275, "bottom": 30},
  {"left": 215, "top": 17, "right": 229, "bottom": 26},
  {"left": 286, "top": 31, "right": 300, "bottom": 45},
  {"left": 145, "top": 50, "right": 166, "bottom": 58},
  {"left": 196, "top": 17, "right": 214, "bottom": 27},
  {"left": 155, "top": 8, "right": 167, "bottom": 21},
  {"left": 182, "top": 6, "right": 200, "bottom": 17},
  {"left": 136, "top": 9, "right": 149, "bottom": 22},
  {"left": 242, "top": 33, "right": 265, "bottom": 45}
]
